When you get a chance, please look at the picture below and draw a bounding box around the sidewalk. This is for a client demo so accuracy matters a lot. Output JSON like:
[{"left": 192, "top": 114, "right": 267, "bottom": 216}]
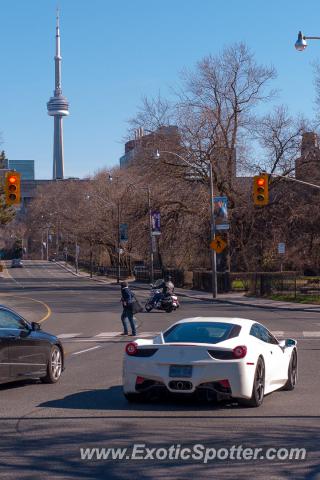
[{"left": 56, "top": 262, "right": 320, "bottom": 312}]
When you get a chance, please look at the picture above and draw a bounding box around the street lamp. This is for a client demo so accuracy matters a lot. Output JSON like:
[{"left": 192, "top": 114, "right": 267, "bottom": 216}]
[
  {"left": 108, "top": 174, "right": 154, "bottom": 284},
  {"left": 295, "top": 31, "right": 320, "bottom": 51},
  {"left": 108, "top": 174, "right": 121, "bottom": 283},
  {"left": 155, "top": 149, "right": 217, "bottom": 298}
]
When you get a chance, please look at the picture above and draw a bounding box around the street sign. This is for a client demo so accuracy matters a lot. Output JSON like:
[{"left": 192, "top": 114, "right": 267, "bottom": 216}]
[
  {"left": 210, "top": 235, "right": 227, "bottom": 253},
  {"left": 278, "top": 243, "right": 285, "bottom": 254}
]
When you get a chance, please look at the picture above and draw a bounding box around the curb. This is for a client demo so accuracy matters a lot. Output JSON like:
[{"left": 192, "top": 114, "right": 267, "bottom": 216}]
[
  {"left": 55, "top": 263, "right": 320, "bottom": 313},
  {"left": 130, "top": 283, "right": 320, "bottom": 313}
]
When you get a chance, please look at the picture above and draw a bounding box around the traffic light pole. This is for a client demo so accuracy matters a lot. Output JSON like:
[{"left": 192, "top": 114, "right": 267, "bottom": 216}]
[{"left": 268, "top": 173, "right": 320, "bottom": 190}]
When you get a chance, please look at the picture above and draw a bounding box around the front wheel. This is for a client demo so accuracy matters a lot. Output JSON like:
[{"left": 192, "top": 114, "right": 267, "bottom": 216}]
[
  {"left": 282, "top": 350, "right": 297, "bottom": 391},
  {"left": 41, "top": 345, "right": 63, "bottom": 384},
  {"left": 145, "top": 303, "right": 153, "bottom": 312},
  {"left": 239, "top": 357, "right": 265, "bottom": 408}
]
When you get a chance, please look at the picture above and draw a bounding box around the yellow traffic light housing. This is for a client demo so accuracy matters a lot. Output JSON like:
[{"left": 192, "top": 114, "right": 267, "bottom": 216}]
[
  {"left": 4, "top": 171, "right": 21, "bottom": 205},
  {"left": 253, "top": 174, "right": 269, "bottom": 206}
]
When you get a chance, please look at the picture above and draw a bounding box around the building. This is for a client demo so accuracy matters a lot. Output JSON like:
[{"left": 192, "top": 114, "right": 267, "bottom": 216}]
[
  {"left": 47, "top": 10, "right": 69, "bottom": 180},
  {"left": 120, "top": 126, "right": 180, "bottom": 168},
  {"left": 295, "top": 132, "right": 320, "bottom": 185},
  {"left": 7, "top": 160, "right": 35, "bottom": 180}
]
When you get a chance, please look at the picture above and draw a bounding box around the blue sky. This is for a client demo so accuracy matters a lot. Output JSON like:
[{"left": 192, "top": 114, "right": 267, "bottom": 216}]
[{"left": 1, "top": 0, "right": 320, "bottom": 179}]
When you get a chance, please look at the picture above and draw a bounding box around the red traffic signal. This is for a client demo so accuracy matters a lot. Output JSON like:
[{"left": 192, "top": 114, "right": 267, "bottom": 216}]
[
  {"left": 4, "top": 171, "right": 21, "bottom": 205},
  {"left": 253, "top": 174, "right": 269, "bottom": 206}
]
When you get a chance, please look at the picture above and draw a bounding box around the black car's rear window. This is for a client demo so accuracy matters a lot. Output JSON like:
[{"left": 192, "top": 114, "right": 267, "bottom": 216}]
[{"left": 163, "top": 322, "right": 241, "bottom": 344}]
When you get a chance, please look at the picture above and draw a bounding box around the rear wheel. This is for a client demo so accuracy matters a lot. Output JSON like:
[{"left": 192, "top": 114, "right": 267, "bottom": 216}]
[
  {"left": 41, "top": 345, "right": 63, "bottom": 384},
  {"left": 282, "top": 350, "right": 297, "bottom": 391},
  {"left": 240, "top": 357, "right": 265, "bottom": 408}
]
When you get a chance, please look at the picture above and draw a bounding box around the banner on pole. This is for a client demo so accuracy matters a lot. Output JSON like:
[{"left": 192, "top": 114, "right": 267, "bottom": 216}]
[
  {"left": 120, "top": 223, "right": 128, "bottom": 242},
  {"left": 151, "top": 211, "right": 161, "bottom": 235},
  {"left": 214, "top": 196, "right": 229, "bottom": 231}
]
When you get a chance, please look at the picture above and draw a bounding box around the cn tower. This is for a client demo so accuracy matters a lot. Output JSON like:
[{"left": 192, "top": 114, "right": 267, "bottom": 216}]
[{"left": 47, "top": 10, "right": 69, "bottom": 180}]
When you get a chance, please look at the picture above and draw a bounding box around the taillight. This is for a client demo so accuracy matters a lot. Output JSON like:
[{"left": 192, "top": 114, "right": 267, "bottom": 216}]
[
  {"left": 136, "top": 376, "right": 145, "bottom": 385},
  {"left": 232, "top": 345, "right": 247, "bottom": 359},
  {"left": 126, "top": 342, "right": 138, "bottom": 355}
]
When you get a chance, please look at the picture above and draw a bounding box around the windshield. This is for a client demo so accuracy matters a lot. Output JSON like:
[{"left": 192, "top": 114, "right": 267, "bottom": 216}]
[{"left": 163, "top": 322, "right": 241, "bottom": 344}]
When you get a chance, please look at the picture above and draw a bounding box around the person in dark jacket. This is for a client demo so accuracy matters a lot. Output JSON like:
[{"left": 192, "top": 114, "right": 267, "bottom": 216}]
[{"left": 120, "top": 281, "right": 136, "bottom": 336}]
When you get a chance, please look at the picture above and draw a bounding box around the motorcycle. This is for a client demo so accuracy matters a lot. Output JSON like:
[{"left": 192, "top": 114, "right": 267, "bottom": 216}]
[{"left": 145, "top": 283, "right": 180, "bottom": 313}]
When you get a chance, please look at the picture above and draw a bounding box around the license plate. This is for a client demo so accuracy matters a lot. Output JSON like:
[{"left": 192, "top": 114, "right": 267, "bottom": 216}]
[{"left": 169, "top": 365, "right": 192, "bottom": 378}]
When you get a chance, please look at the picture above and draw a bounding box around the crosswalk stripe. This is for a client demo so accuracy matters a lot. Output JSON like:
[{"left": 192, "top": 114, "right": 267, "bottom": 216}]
[
  {"left": 57, "top": 333, "right": 82, "bottom": 339},
  {"left": 57, "top": 330, "right": 320, "bottom": 342},
  {"left": 303, "top": 331, "right": 320, "bottom": 337},
  {"left": 94, "top": 332, "right": 120, "bottom": 338}
]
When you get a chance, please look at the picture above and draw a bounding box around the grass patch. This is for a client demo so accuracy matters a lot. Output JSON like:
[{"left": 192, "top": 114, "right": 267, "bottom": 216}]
[{"left": 270, "top": 294, "right": 320, "bottom": 304}]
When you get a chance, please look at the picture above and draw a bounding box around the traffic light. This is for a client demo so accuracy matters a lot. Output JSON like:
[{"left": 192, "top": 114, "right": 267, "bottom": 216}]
[
  {"left": 4, "top": 171, "right": 21, "bottom": 205},
  {"left": 253, "top": 174, "right": 269, "bottom": 206}
]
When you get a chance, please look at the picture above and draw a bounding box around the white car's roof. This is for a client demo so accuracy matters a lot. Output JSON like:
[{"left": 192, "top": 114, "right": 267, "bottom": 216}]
[
  {"left": 169, "top": 317, "right": 256, "bottom": 335},
  {"left": 175, "top": 317, "right": 255, "bottom": 327}
]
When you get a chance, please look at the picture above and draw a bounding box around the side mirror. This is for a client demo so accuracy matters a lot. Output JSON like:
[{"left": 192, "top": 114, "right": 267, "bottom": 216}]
[
  {"left": 285, "top": 338, "right": 296, "bottom": 347},
  {"left": 31, "top": 322, "right": 41, "bottom": 331}
]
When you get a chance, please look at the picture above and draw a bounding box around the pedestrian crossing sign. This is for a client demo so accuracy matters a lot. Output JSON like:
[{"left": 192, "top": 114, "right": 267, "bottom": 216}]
[{"left": 210, "top": 235, "right": 227, "bottom": 253}]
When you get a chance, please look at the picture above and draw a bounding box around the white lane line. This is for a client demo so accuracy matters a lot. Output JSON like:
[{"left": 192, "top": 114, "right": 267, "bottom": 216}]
[
  {"left": 272, "top": 331, "right": 284, "bottom": 336},
  {"left": 139, "top": 332, "right": 159, "bottom": 336},
  {"left": 72, "top": 345, "right": 102, "bottom": 356},
  {"left": 57, "top": 333, "right": 82, "bottom": 339},
  {"left": 303, "top": 331, "right": 320, "bottom": 337},
  {"left": 94, "top": 332, "right": 120, "bottom": 338}
]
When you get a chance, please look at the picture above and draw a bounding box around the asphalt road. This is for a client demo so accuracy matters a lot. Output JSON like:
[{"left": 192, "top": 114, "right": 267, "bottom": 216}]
[{"left": 0, "top": 260, "right": 319, "bottom": 480}]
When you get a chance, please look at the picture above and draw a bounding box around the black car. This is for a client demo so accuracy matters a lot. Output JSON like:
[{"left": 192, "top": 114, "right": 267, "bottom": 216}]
[
  {"left": 11, "top": 259, "right": 23, "bottom": 268},
  {"left": 0, "top": 305, "right": 64, "bottom": 386}
]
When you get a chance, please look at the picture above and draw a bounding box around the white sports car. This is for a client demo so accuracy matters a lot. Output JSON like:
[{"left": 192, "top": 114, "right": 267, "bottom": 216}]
[{"left": 123, "top": 317, "right": 297, "bottom": 407}]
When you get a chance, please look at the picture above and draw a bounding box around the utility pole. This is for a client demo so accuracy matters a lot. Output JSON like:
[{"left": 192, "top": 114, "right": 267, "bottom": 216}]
[
  {"left": 209, "top": 161, "right": 217, "bottom": 298},
  {"left": 117, "top": 200, "right": 121, "bottom": 284},
  {"left": 147, "top": 187, "right": 154, "bottom": 284}
]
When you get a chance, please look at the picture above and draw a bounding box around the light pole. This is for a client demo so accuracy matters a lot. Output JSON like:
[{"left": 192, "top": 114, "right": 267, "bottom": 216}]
[
  {"left": 108, "top": 174, "right": 154, "bottom": 284},
  {"left": 295, "top": 31, "right": 320, "bottom": 51},
  {"left": 108, "top": 174, "right": 121, "bottom": 283},
  {"left": 155, "top": 149, "right": 217, "bottom": 298}
]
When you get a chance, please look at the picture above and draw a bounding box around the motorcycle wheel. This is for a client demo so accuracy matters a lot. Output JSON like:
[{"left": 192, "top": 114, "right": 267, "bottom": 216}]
[
  {"left": 145, "top": 304, "right": 153, "bottom": 312},
  {"left": 165, "top": 306, "right": 173, "bottom": 313}
]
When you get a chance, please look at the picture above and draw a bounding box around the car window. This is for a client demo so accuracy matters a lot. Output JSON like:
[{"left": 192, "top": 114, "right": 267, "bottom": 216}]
[
  {"left": 250, "top": 323, "right": 260, "bottom": 339},
  {"left": 250, "top": 323, "right": 278, "bottom": 344},
  {"left": 163, "top": 322, "right": 241, "bottom": 344},
  {"left": 0, "top": 309, "right": 27, "bottom": 330}
]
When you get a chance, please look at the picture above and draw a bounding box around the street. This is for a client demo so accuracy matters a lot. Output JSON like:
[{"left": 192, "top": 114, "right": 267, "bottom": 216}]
[{"left": 0, "top": 260, "right": 319, "bottom": 479}]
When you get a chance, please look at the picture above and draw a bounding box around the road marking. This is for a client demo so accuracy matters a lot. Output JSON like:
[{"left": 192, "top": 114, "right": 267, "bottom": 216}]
[
  {"left": 22, "top": 296, "right": 52, "bottom": 323},
  {"left": 303, "top": 331, "right": 320, "bottom": 337},
  {"left": 72, "top": 345, "right": 102, "bottom": 356},
  {"left": 94, "top": 332, "right": 120, "bottom": 337},
  {"left": 272, "top": 331, "right": 284, "bottom": 336},
  {"left": 57, "top": 333, "right": 82, "bottom": 339}
]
